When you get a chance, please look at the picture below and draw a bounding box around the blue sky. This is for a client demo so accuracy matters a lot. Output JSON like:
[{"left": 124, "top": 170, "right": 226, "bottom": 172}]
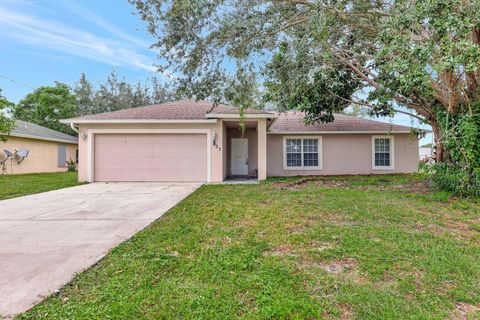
[
  {"left": 0, "top": 0, "right": 160, "bottom": 102},
  {"left": 0, "top": 0, "right": 432, "bottom": 145}
]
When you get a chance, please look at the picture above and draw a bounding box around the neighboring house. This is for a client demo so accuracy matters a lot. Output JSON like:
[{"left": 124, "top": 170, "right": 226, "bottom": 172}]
[
  {"left": 419, "top": 147, "right": 433, "bottom": 160},
  {"left": 62, "top": 100, "right": 419, "bottom": 183},
  {"left": 1, "top": 120, "right": 78, "bottom": 174}
]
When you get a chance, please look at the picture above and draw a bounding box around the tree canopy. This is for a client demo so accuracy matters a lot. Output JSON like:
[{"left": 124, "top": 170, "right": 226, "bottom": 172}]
[
  {"left": 72, "top": 71, "right": 179, "bottom": 116},
  {"left": 12, "top": 83, "right": 77, "bottom": 135},
  {"left": 5, "top": 72, "right": 178, "bottom": 136},
  {"left": 129, "top": 0, "right": 480, "bottom": 162},
  {"left": 0, "top": 88, "right": 15, "bottom": 142}
]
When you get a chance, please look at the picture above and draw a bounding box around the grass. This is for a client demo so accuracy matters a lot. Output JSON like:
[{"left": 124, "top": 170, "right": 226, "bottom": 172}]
[
  {"left": 0, "top": 172, "right": 83, "bottom": 200},
  {"left": 17, "top": 174, "right": 480, "bottom": 319}
]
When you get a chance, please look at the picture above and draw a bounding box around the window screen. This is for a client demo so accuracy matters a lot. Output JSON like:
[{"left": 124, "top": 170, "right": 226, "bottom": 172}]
[
  {"left": 285, "top": 138, "right": 320, "bottom": 168},
  {"left": 374, "top": 138, "right": 391, "bottom": 167},
  {"left": 302, "top": 139, "right": 318, "bottom": 167},
  {"left": 286, "top": 139, "right": 302, "bottom": 167}
]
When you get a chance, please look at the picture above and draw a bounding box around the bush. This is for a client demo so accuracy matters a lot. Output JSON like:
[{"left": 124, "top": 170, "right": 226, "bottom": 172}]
[
  {"left": 66, "top": 158, "right": 77, "bottom": 172},
  {"left": 418, "top": 158, "right": 434, "bottom": 173},
  {"left": 431, "top": 163, "right": 480, "bottom": 197}
]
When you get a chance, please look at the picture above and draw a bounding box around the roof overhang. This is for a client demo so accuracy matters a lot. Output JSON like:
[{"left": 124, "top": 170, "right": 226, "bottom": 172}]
[
  {"left": 205, "top": 113, "right": 277, "bottom": 119},
  {"left": 61, "top": 119, "right": 219, "bottom": 124},
  {"left": 267, "top": 131, "right": 412, "bottom": 134},
  {"left": 8, "top": 133, "right": 78, "bottom": 144}
]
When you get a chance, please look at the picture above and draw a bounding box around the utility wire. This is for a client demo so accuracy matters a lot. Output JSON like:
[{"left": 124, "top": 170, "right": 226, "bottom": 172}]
[{"left": 0, "top": 74, "right": 36, "bottom": 90}]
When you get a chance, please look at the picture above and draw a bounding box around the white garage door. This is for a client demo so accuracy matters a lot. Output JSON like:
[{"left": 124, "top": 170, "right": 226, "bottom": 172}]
[{"left": 94, "top": 134, "right": 207, "bottom": 182}]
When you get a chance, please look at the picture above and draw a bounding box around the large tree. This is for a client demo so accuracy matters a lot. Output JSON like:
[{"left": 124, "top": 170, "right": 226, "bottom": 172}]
[
  {"left": 73, "top": 73, "right": 94, "bottom": 116},
  {"left": 0, "top": 88, "right": 15, "bottom": 142},
  {"left": 129, "top": 0, "right": 480, "bottom": 164},
  {"left": 12, "top": 83, "right": 77, "bottom": 135},
  {"left": 71, "top": 71, "right": 180, "bottom": 116}
]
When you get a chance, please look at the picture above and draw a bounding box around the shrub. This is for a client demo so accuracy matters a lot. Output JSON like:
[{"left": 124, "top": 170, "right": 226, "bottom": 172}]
[
  {"left": 431, "top": 163, "right": 480, "bottom": 197},
  {"left": 66, "top": 158, "right": 77, "bottom": 172},
  {"left": 418, "top": 158, "right": 434, "bottom": 173}
]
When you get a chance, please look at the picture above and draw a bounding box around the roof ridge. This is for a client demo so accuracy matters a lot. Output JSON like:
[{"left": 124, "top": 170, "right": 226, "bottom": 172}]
[
  {"left": 14, "top": 120, "right": 76, "bottom": 138},
  {"left": 278, "top": 111, "right": 412, "bottom": 130},
  {"left": 10, "top": 119, "right": 77, "bottom": 143},
  {"left": 333, "top": 114, "right": 412, "bottom": 129},
  {"left": 270, "top": 111, "right": 414, "bottom": 133}
]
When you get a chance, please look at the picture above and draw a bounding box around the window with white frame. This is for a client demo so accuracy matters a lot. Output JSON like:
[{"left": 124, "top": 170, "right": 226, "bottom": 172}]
[
  {"left": 284, "top": 137, "right": 321, "bottom": 169},
  {"left": 372, "top": 136, "right": 394, "bottom": 169}
]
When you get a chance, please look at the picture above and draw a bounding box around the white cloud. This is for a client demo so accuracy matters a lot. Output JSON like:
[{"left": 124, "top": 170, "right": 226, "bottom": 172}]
[
  {"left": 0, "top": 6, "right": 157, "bottom": 72},
  {"left": 59, "top": 0, "right": 151, "bottom": 49}
]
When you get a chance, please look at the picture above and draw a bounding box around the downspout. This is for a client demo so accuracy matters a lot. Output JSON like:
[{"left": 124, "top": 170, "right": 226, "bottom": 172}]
[{"left": 70, "top": 122, "right": 79, "bottom": 134}]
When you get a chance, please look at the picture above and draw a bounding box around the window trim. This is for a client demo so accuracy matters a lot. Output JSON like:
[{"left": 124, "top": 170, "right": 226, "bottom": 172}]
[
  {"left": 371, "top": 135, "right": 394, "bottom": 170},
  {"left": 283, "top": 136, "right": 323, "bottom": 170}
]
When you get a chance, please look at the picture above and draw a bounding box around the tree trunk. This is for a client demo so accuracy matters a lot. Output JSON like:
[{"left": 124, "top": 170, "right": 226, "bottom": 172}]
[{"left": 430, "top": 118, "right": 444, "bottom": 163}]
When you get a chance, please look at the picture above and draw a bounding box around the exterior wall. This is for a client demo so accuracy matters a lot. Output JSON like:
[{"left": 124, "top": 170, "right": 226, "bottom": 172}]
[
  {"left": 1, "top": 136, "right": 77, "bottom": 174},
  {"left": 77, "top": 122, "right": 223, "bottom": 182},
  {"left": 77, "top": 122, "right": 418, "bottom": 183},
  {"left": 226, "top": 128, "right": 258, "bottom": 177},
  {"left": 266, "top": 133, "right": 419, "bottom": 177},
  {"left": 257, "top": 119, "right": 267, "bottom": 180},
  {"left": 222, "top": 121, "right": 228, "bottom": 179},
  {"left": 212, "top": 120, "right": 224, "bottom": 182}
]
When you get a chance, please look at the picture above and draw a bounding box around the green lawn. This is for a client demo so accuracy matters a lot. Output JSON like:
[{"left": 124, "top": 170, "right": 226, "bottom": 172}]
[
  {"left": 17, "top": 174, "right": 480, "bottom": 319},
  {"left": 0, "top": 172, "right": 83, "bottom": 200}
]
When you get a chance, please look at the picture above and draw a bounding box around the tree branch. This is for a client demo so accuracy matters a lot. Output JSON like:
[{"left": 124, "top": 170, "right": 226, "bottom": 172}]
[
  {"left": 332, "top": 53, "right": 380, "bottom": 88},
  {"left": 271, "top": 0, "right": 315, "bottom": 7},
  {"left": 334, "top": 95, "right": 426, "bottom": 122}
]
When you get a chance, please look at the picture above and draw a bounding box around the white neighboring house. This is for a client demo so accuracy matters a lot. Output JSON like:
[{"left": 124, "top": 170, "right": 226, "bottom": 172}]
[{"left": 419, "top": 147, "right": 433, "bottom": 160}]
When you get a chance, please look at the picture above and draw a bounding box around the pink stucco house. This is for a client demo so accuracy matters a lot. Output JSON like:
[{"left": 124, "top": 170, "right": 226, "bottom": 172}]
[{"left": 62, "top": 100, "right": 419, "bottom": 183}]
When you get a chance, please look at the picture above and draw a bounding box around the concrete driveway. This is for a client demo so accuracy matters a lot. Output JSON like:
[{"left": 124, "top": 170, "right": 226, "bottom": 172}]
[{"left": 0, "top": 182, "right": 201, "bottom": 318}]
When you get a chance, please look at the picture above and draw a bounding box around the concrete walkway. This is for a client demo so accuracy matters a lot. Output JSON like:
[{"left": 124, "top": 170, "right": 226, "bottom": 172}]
[{"left": 0, "top": 182, "right": 200, "bottom": 318}]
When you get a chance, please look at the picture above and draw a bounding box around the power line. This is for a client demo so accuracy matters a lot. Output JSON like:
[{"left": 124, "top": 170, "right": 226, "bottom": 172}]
[{"left": 0, "top": 74, "right": 36, "bottom": 90}]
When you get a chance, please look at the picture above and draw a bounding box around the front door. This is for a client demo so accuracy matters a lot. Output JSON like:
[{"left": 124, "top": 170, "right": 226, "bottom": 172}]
[{"left": 231, "top": 138, "right": 248, "bottom": 176}]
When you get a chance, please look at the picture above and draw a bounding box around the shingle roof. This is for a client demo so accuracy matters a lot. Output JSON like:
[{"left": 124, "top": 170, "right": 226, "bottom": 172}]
[
  {"left": 208, "top": 103, "right": 270, "bottom": 115},
  {"left": 62, "top": 100, "right": 413, "bottom": 133},
  {"left": 269, "top": 112, "right": 412, "bottom": 133},
  {"left": 8, "top": 120, "right": 77, "bottom": 144},
  {"left": 64, "top": 100, "right": 273, "bottom": 122}
]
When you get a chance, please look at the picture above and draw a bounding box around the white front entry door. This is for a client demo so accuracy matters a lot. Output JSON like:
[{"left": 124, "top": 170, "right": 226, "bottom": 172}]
[{"left": 231, "top": 138, "right": 248, "bottom": 175}]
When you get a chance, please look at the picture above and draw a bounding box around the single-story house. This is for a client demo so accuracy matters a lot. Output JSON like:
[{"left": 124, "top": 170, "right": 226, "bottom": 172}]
[
  {"left": 62, "top": 100, "right": 419, "bottom": 183},
  {"left": 1, "top": 120, "right": 78, "bottom": 174}
]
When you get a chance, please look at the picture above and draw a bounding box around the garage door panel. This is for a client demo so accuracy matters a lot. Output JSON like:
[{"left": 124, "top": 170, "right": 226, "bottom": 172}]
[{"left": 94, "top": 134, "right": 207, "bottom": 182}]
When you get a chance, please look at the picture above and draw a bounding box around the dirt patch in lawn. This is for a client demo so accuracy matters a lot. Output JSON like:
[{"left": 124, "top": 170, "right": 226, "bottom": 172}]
[
  {"left": 379, "top": 267, "right": 425, "bottom": 294},
  {"left": 285, "top": 223, "right": 308, "bottom": 234},
  {"left": 319, "top": 258, "right": 359, "bottom": 275},
  {"left": 318, "top": 258, "right": 367, "bottom": 284},
  {"left": 232, "top": 217, "right": 259, "bottom": 229},
  {"left": 336, "top": 304, "right": 354, "bottom": 320},
  {"left": 322, "top": 304, "right": 354, "bottom": 320},
  {"left": 413, "top": 218, "right": 480, "bottom": 241},
  {"left": 272, "top": 176, "right": 432, "bottom": 194},
  {"left": 263, "top": 241, "right": 336, "bottom": 258},
  {"left": 447, "top": 302, "right": 480, "bottom": 320},
  {"left": 263, "top": 244, "right": 299, "bottom": 257},
  {"left": 273, "top": 178, "right": 349, "bottom": 191},
  {"left": 356, "top": 179, "right": 432, "bottom": 194},
  {"left": 301, "top": 257, "right": 368, "bottom": 284}
]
